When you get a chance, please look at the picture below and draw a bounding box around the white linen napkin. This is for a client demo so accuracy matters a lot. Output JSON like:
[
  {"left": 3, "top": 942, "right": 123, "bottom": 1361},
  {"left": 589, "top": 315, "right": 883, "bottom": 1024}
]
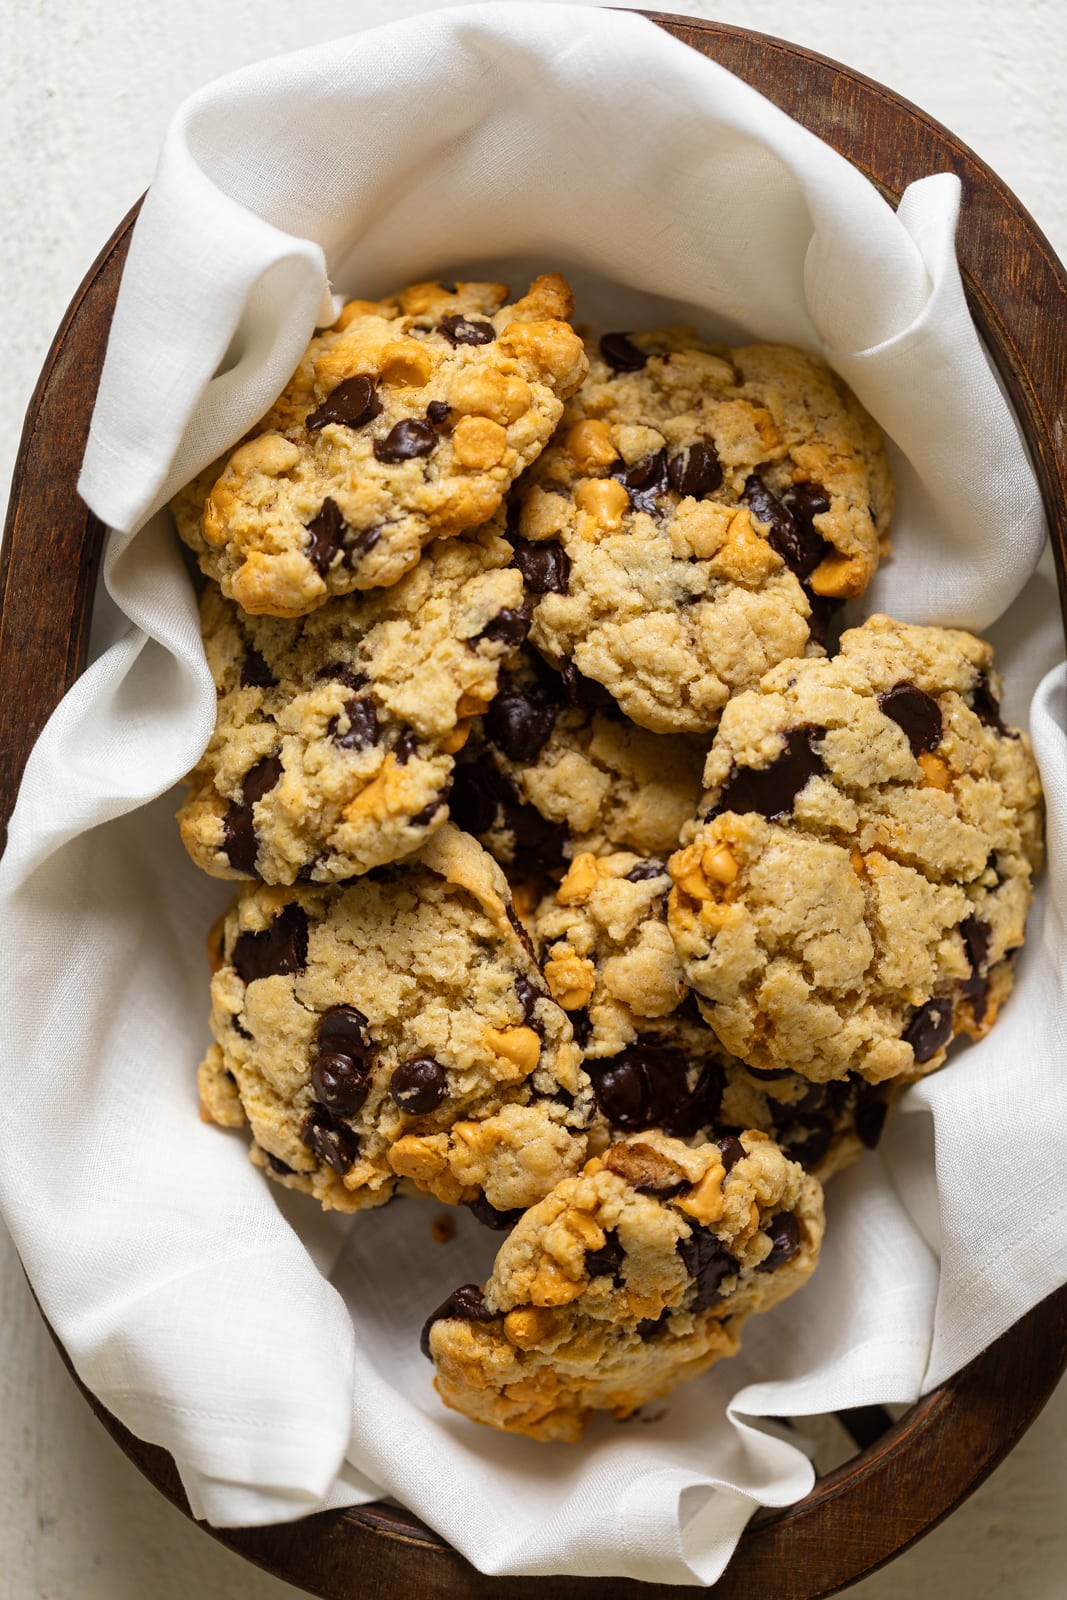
[{"left": 2, "top": 2, "right": 1064, "bottom": 1584}]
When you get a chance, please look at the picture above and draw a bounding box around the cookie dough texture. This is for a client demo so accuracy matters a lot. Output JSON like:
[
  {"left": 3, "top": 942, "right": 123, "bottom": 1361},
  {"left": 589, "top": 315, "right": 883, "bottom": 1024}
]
[
  {"left": 179, "top": 522, "right": 528, "bottom": 884},
  {"left": 514, "top": 330, "right": 893, "bottom": 732},
  {"left": 172, "top": 275, "right": 588, "bottom": 616},
  {"left": 669, "top": 615, "right": 1043, "bottom": 1083},
  {"left": 198, "top": 826, "right": 592, "bottom": 1212},
  {"left": 427, "top": 1129, "right": 823, "bottom": 1440}
]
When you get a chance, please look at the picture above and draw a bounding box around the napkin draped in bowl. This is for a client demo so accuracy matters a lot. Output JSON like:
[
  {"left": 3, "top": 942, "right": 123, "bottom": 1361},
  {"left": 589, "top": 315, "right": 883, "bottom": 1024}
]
[{"left": 2, "top": 4, "right": 1064, "bottom": 1586}]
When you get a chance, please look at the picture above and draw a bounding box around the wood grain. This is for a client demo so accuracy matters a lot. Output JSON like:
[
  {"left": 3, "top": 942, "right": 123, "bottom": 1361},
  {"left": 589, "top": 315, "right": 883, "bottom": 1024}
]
[{"left": 3, "top": 13, "right": 1067, "bottom": 1599}]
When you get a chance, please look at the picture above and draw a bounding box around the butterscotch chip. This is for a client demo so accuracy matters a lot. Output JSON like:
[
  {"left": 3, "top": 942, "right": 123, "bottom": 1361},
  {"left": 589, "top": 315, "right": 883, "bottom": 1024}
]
[
  {"left": 669, "top": 615, "right": 1043, "bottom": 1083},
  {"left": 171, "top": 274, "right": 587, "bottom": 615},
  {"left": 204, "top": 826, "right": 592, "bottom": 1213},
  {"left": 425, "top": 1130, "right": 824, "bottom": 1440},
  {"left": 512, "top": 330, "right": 893, "bottom": 732}
]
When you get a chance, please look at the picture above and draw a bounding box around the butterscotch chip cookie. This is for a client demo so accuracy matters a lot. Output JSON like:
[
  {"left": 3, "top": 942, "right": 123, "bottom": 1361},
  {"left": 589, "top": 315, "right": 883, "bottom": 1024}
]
[
  {"left": 172, "top": 275, "right": 587, "bottom": 616},
  {"left": 448, "top": 651, "right": 705, "bottom": 874},
  {"left": 531, "top": 857, "right": 887, "bottom": 1179},
  {"left": 179, "top": 522, "right": 531, "bottom": 884},
  {"left": 424, "top": 1129, "right": 824, "bottom": 1440},
  {"left": 513, "top": 330, "right": 892, "bottom": 732},
  {"left": 668, "top": 615, "right": 1043, "bottom": 1083},
  {"left": 198, "top": 827, "right": 593, "bottom": 1213}
]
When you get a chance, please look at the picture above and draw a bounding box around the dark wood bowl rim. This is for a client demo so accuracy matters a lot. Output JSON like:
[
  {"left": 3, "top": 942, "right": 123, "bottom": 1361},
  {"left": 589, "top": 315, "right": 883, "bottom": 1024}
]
[{"left": 3, "top": 13, "right": 1066, "bottom": 1600}]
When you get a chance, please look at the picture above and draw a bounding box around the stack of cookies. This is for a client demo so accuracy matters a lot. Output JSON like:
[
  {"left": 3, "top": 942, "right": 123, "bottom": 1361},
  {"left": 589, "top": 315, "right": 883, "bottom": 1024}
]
[{"left": 172, "top": 272, "right": 1043, "bottom": 1443}]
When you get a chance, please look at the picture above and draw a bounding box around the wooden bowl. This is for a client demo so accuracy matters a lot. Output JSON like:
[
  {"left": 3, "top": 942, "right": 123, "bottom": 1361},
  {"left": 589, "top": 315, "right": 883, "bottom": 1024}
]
[{"left": 3, "top": 13, "right": 1067, "bottom": 1598}]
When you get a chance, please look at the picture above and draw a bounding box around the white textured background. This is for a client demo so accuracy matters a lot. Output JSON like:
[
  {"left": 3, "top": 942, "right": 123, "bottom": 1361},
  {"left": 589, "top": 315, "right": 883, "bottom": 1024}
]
[{"left": 2, "top": 2, "right": 1065, "bottom": 1596}]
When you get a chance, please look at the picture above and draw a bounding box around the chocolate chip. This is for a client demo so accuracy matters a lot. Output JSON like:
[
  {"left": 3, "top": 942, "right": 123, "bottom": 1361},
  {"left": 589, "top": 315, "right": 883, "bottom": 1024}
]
[
  {"left": 373, "top": 420, "right": 438, "bottom": 463},
  {"left": 240, "top": 648, "right": 276, "bottom": 689},
  {"left": 466, "top": 1196, "right": 526, "bottom": 1231},
  {"left": 878, "top": 684, "right": 943, "bottom": 755},
  {"left": 960, "top": 916, "right": 991, "bottom": 974},
  {"left": 585, "top": 1229, "right": 625, "bottom": 1284},
  {"left": 970, "top": 672, "right": 1009, "bottom": 733},
  {"left": 331, "top": 696, "right": 379, "bottom": 751},
  {"left": 784, "top": 1117, "right": 834, "bottom": 1171},
  {"left": 613, "top": 450, "right": 668, "bottom": 517},
  {"left": 902, "top": 998, "right": 954, "bottom": 1063},
  {"left": 317, "top": 1004, "right": 372, "bottom": 1057},
  {"left": 854, "top": 1090, "right": 888, "bottom": 1151},
  {"left": 393, "top": 731, "right": 419, "bottom": 765},
  {"left": 742, "top": 475, "right": 828, "bottom": 582},
  {"left": 311, "top": 1052, "right": 371, "bottom": 1117},
  {"left": 448, "top": 761, "right": 500, "bottom": 835},
  {"left": 411, "top": 790, "right": 450, "bottom": 828},
  {"left": 232, "top": 904, "right": 308, "bottom": 985},
  {"left": 678, "top": 1227, "right": 737, "bottom": 1309},
  {"left": 477, "top": 602, "right": 533, "bottom": 648},
  {"left": 625, "top": 859, "right": 667, "bottom": 883},
  {"left": 419, "top": 1284, "right": 495, "bottom": 1358},
  {"left": 316, "top": 664, "right": 368, "bottom": 691},
  {"left": 719, "top": 1134, "right": 746, "bottom": 1173},
  {"left": 758, "top": 1212, "right": 801, "bottom": 1272},
  {"left": 305, "top": 497, "right": 347, "bottom": 575},
  {"left": 558, "top": 659, "right": 620, "bottom": 717},
  {"left": 345, "top": 525, "right": 383, "bottom": 570},
  {"left": 264, "top": 1151, "right": 295, "bottom": 1176},
  {"left": 390, "top": 1055, "right": 448, "bottom": 1114},
  {"left": 711, "top": 726, "right": 825, "bottom": 821},
  {"left": 783, "top": 481, "right": 831, "bottom": 530},
  {"left": 306, "top": 374, "right": 381, "bottom": 432},
  {"left": 511, "top": 538, "right": 570, "bottom": 595},
  {"left": 587, "top": 1042, "right": 724, "bottom": 1138},
  {"left": 426, "top": 400, "right": 451, "bottom": 425},
  {"left": 439, "top": 314, "right": 495, "bottom": 346},
  {"left": 485, "top": 689, "right": 557, "bottom": 763},
  {"left": 300, "top": 1104, "right": 359, "bottom": 1175},
  {"left": 570, "top": 1009, "right": 592, "bottom": 1047},
  {"left": 600, "top": 332, "right": 648, "bottom": 372},
  {"left": 222, "top": 804, "right": 258, "bottom": 875},
  {"left": 242, "top": 754, "right": 282, "bottom": 806},
  {"left": 513, "top": 971, "right": 545, "bottom": 1026},
  {"left": 667, "top": 440, "right": 722, "bottom": 498}
]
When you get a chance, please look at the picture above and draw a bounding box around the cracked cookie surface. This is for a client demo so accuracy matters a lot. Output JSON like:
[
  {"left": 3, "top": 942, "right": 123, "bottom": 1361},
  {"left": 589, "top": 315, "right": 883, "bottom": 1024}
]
[
  {"left": 425, "top": 1129, "right": 823, "bottom": 1440},
  {"left": 179, "top": 522, "right": 529, "bottom": 884},
  {"left": 197, "top": 827, "right": 592, "bottom": 1212},
  {"left": 531, "top": 854, "right": 888, "bottom": 1179},
  {"left": 172, "top": 274, "right": 587, "bottom": 616},
  {"left": 668, "top": 615, "right": 1043, "bottom": 1083},
  {"left": 513, "top": 331, "right": 893, "bottom": 732}
]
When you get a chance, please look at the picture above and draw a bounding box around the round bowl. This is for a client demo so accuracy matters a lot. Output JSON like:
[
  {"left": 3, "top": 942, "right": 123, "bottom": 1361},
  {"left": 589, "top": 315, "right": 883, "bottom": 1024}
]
[{"left": 3, "top": 13, "right": 1067, "bottom": 1598}]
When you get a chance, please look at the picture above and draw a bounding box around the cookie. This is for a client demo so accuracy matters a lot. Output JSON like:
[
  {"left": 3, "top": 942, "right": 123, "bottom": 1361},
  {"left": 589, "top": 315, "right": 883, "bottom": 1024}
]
[
  {"left": 668, "top": 615, "right": 1043, "bottom": 1083},
  {"left": 179, "top": 522, "right": 530, "bottom": 884},
  {"left": 424, "top": 1128, "right": 824, "bottom": 1440},
  {"left": 198, "top": 826, "right": 593, "bottom": 1213},
  {"left": 530, "top": 855, "right": 887, "bottom": 1179},
  {"left": 448, "top": 651, "right": 705, "bottom": 876},
  {"left": 512, "top": 331, "right": 893, "bottom": 731},
  {"left": 172, "top": 275, "right": 588, "bottom": 616}
]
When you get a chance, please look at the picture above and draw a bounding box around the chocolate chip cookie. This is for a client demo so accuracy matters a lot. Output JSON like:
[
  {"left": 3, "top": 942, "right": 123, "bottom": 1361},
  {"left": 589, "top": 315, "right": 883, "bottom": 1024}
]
[
  {"left": 668, "top": 615, "right": 1043, "bottom": 1083},
  {"left": 198, "top": 826, "right": 592, "bottom": 1213},
  {"left": 179, "top": 521, "right": 531, "bottom": 884},
  {"left": 530, "top": 855, "right": 886, "bottom": 1178},
  {"left": 424, "top": 1129, "right": 824, "bottom": 1440},
  {"left": 448, "top": 650, "right": 705, "bottom": 876},
  {"left": 172, "top": 275, "right": 587, "bottom": 616},
  {"left": 513, "top": 331, "right": 893, "bottom": 731}
]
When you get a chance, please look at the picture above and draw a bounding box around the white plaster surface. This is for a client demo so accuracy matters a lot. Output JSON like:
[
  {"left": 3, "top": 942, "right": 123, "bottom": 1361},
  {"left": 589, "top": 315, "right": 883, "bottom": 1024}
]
[{"left": 1, "top": 1, "right": 1065, "bottom": 1595}]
